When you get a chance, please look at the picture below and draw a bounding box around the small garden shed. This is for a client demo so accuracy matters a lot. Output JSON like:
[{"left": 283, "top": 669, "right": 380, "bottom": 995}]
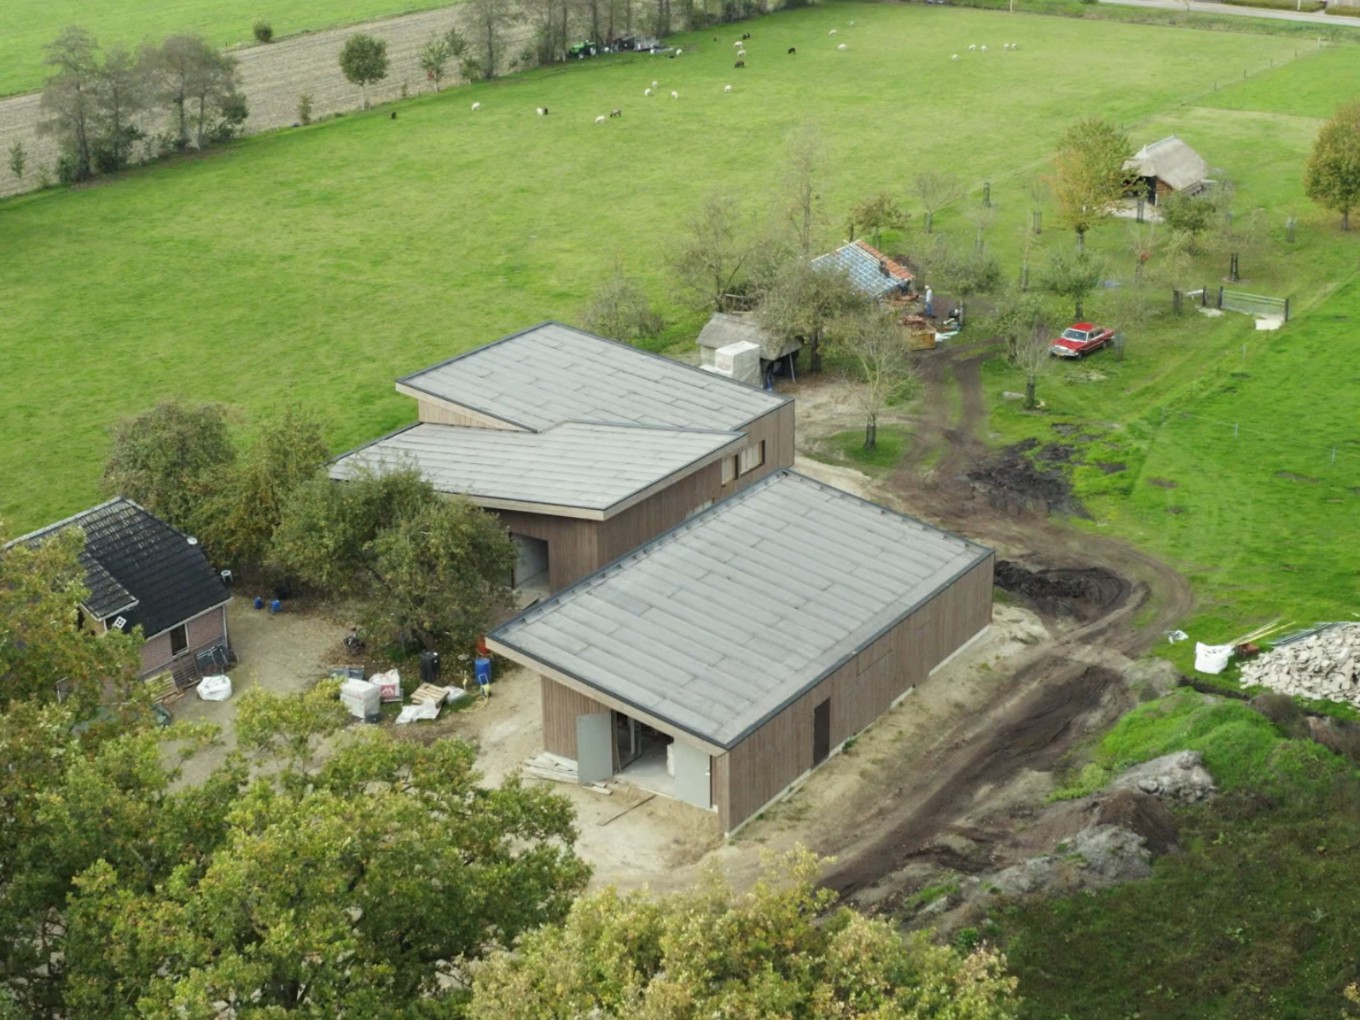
[{"left": 1124, "top": 136, "right": 1209, "bottom": 205}]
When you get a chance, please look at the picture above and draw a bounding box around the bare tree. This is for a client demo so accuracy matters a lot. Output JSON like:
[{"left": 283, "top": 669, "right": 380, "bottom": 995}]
[
  {"left": 38, "top": 26, "right": 101, "bottom": 182},
  {"left": 782, "top": 122, "right": 826, "bottom": 259},
  {"left": 918, "top": 232, "right": 1002, "bottom": 325},
  {"left": 915, "top": 171, "right": 964, "bottom": 234},
  {"left": 1014, "top": 316, "right": 1054, "bottom": 410},
  {"left": 581, "top": 265, "right": 663, "bottom": 342},
  {"left": 147, "top": 35, "right": 241, "bottom": 150},
  {"left": 830, "top": 306, "right": 917, "bottom": 450},
  {"left": 464, "top": 0, "right": 517, "bottom": 79},
  {"left": 669, "top": 187, "right": 759, "bottom": 313}
]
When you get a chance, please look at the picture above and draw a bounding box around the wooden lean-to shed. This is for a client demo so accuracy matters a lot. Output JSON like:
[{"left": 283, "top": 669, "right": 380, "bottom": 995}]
[
  {"left": 489, "top": 470, "right": 994, "bottom": 834},
  {"left": 1124, "top": 136, "right": 1209, "bottom": 206}
]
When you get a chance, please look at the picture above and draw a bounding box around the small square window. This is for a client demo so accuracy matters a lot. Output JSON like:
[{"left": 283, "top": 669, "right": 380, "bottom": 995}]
[{"left": 170, "top": 624, "right": 188, "bottom": 656}]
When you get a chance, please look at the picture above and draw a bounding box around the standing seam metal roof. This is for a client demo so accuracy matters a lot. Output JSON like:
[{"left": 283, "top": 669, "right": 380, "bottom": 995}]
[
  {"left": 397, "top": 322, "right": 787, "bottom": 433},
  {"left": 491, "top": 471, "right": 992, "bottom": 749},
  {"left": 328, "top": 421, "right": 743, "bottom": 515}
]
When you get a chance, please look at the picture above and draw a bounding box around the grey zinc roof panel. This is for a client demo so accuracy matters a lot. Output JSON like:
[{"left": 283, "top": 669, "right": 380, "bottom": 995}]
[
  {"left": 810, "top": 243, "right": 902, "bottom": 299},
  {"left": 399, "top": 322, "right": 787, "bottom": 432},
  {"left": 329, "top": 421, "right": 741, "bottom": 515},
  {"left": 493, "top": 471, "right": 993, "bottom": 748}
]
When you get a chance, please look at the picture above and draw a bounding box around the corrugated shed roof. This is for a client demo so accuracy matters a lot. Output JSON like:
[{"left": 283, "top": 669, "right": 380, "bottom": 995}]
[
  {"left": 696, "top": 311, "right": 800, "bottom": 362},
  {"left": 398, "top": 322, "right": 786, "bottom": 433},
  {"left": 492, "top": 471, "right": 992, "bottom": 748},
  {"left": 810, "top": 240, "right": 914, "bottom": 299},
  {"left": 8, "top": 499, "right": 230, "bottom": 637},
  {"left": 1125, "top": 136, "right": 1208, "bottom": 192},
  {"left": 329, "top": 421, "right": 743, "bottom": 517}
]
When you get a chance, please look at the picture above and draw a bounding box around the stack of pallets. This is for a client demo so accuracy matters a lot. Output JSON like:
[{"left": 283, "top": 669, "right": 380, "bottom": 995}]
[{"left": 523, "top": 752, "right": 611, "bottom": 794}]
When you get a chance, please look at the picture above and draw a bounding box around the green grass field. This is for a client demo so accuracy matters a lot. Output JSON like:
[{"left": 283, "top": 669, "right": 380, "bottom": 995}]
[{"left": 0, "top": 0, "right": 455, "bottom": 97}]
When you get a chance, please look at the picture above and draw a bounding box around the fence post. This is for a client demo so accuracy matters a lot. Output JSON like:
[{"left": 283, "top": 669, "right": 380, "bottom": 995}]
[
  {"left": 1287, "top": 216, "right": 1297, "bottom": 243},
  {"left": 1173, "top": 289, "right": 1182, "bottom": 314},
  {"left": 1284, "top": 297, "right": 1291, "bottom": 321},
  {"left": 1217, "top": 286, "right": 1224, "bottom": 309},
  {"left": 1032, "top": 210, "right": 1042, "bottom": 235},
  {"left": 983, "top": 181, "right": 991, "bottom": 207}
]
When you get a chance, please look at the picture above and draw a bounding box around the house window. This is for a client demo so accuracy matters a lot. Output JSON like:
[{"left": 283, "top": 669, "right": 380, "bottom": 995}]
[
  {"left": 170, "top": 624, "right": 188, "bottom": 656},
  {"left": 721, "top": 456, "right": 736, "bottom": 485},
  {"left": 737, "top": 440, "right": 766, "bottom": 476}
]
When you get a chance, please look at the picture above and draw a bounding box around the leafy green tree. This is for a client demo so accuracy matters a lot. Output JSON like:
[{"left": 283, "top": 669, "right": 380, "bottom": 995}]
[
  {"left": 102, "top": 399, "right": 236, "bottom": 536},
  {"left": 581, "top": 267, "right": 664, "bottom": 342},
  {"left": 756, "top": 257, "right": 868, "bottom": 374},
  {"left": 471, "top": 848, "right": 1019, "bottom": 1019},
  {"left": 1305, "top": 100, "right": 1360, "bottom": 230},
  {"left": 1040, "top": 248, "right": 1105, "bottom": 320},
  {"left": 0, "top": 526, "right": 141, "bottom": 706},
  {"left": 1049, "top": 117, "right": 1132, "bottom": 251},
  {"left": 339, "top": 33, "right": 389, "bottom": 108},
  {"left": 6, "top": 142, "right": 24, "bottom": 180},
  {"left": 1158, "top": 187, "right": 1221, "bottom": 252},
  {"left": 419, "top": 27, "right": 467, "bottom": 91},
  {"left": 272, "top": 468, "right": 515, "bottom": 654},
  {"left": 199, "top": 405, "right": 330, "bottom": 569},
  {"left": 851, "top": 191, "right": 911, "bottom": 250},
  {"left": 38, "top": 26, "right": 102, "bottom": 182},
  {"left": 985, "top": 285, "right": 1049, "bottom": 366}
]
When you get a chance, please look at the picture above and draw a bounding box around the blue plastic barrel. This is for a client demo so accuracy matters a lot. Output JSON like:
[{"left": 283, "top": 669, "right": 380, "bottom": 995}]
[
  {"left": 253, "top": 596, "right": 264, "bottom": 610},
  {"left": 474, "top": 656, "right": 492, "bottom": 687},
  {"left": 269, "top": 599, "right": 282, "bottom": 614}
]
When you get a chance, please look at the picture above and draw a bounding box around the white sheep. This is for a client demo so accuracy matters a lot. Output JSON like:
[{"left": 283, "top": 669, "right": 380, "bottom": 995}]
[
  {"left": 651, "top": 79, "right": 659, "bottom": 87},
  {"left": 968, "top": 44, "right": 976, "bottom": 51},
  {"left": 595, "top": 115, "right": 606, "bottom": 123},
  {"left": 737, "top": 49, "right": 746, "bottom": 57},
  {"left": 951, "top": 53, "right": 959, "bottom": 61},
  {"left": 980, "top": 44, "right": 988, "bottom": 52},
  {"left": 836, "top": 42, "right": 847, "bottom": 50},
  {"left": 645, "top": 87, "right": 653, "bottom": 96},
  {"left": 535, "top": 107, "right": 545, "bottom": 115},
  {"left": 723, "top": 83, "right": 733, "bottom": 92},
  {"left": 675, "top": 47, "right": 682, "bottom": 56},
  {"left": 733, "top": 40, "right": 743, "bottom": 47},
  {"left": 670, "top": 90, "right": 679, "bottom": 99},
  {"left": 829, "top": 28, "right": 838, "bottom": 35},
  {"left": 471, "top": 101, "right": 481, "bottom": 111}
]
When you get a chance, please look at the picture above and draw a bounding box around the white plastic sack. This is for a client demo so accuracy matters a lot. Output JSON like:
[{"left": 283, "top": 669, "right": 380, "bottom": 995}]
[
  {"left": 395, "top": 702, "right": 440, "bottom": 725},
  {"left": 198, "top": 674, "right": 233, "bottom": 701},
  {"left": 371, "top": 668, "right": 403, "bottom": 703},
  {"left": 1194, "top": 642, "right": 1233, "bottom": 675}
]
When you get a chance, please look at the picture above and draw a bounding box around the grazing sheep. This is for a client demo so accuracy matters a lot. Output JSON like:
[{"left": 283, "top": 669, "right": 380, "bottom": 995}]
[
  {"left": 671, "top": 90, "right": 679, "bottom": 99},
  {"left": 734, "top": 59, "right": 745, "bottom": 68},
  {"left": 742, "top": 32, "right": 751, "bottom": 39},
  {"left": 652, "top": 80, "right": 659, "bottom": 87},
  {"left": 836, "top": 43, "right": 847, "bottom": 50},
  {"left": 968, "top": 43, "right": 976, "bottom": 50},
  {"left": 471, "top": 101, "right": 481, "bottom": 111},
  {"left": 644, "top": 87, "right": 653, "bottom": 96},
  {"left": 737, "top": 48, "right": 746, "bottom": 57},
  {"left": 734, "top": 40, "right": 744, "bottom": 47},
  {"left": 787, "top": 46, "right": 796, "bottom": 54},
  {"left": 595, "top": 115, "right": 606, "bottom": 124},
  {"left": 609, "top": 108, "right": 621, "bottom": 117},
  {"left": 1013, "top": 42, "right": 1019, "bottom": 48},
  {"left": 980, "top": 44, "right": 988, "bottom": 52},
  {"left": 536, "top": 107, "right": 545, "bottom": 115},
  {"left": 829, "top": 28, "right": 838, "bottom": 35},
  {"left": 675, "top": 47, "right": 683, "bottom": 55},
  {"left": 723, "top": 84, "right": 733, "bottom": 92},
  {"left": 951, "top": 53, "right": 959, "bottom": 60},
  {"left": 390, "top": 111, "right": 397, "bottom": 119}
]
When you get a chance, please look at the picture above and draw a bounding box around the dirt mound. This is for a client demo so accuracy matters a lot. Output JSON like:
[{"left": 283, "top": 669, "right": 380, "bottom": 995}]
[
  {"left": 967, "top": 439, "right": 1089, "bottom": 519},
  {"left": 994, "top": 561, "right": 1128, "bottom": 622},
  {"left": 1092, "top": 789, "right": 1180, "bottom": 856}
]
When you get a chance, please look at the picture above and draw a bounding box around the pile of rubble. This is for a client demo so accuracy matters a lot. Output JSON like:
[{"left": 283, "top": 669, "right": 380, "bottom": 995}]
[{"left": 1240, "top": 624, "right": 1360, "bottom": 707}]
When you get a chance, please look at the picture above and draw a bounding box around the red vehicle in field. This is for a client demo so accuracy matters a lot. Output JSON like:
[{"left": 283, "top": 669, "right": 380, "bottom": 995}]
[{"left": 1049, "top": 322, "right": 1115, "bottom": 358}]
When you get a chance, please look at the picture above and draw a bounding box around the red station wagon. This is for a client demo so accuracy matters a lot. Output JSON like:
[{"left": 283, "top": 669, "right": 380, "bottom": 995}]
[{"left": 1049, "top": 322, "right": 1115, "bottom": 358}]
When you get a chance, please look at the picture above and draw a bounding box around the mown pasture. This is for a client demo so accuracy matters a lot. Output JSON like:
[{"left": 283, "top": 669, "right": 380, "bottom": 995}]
[{"left": 0, "top": 3, "right": 1306, "bottom": 524}]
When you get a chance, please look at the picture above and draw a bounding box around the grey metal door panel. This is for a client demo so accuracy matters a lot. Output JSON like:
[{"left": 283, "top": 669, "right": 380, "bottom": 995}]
[
  {"left": 672, "top": 741, "right": 711, "bottom": 810},
  {"left": 576, "top": 712, "right": 613, "bottom": 784}
]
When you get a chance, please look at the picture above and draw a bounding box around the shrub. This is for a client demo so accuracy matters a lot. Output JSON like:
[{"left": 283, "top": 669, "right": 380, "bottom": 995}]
[
  {"left": 297, "top": 93, "right": 313, "bottom": 126},
  {"left": 253, "top": 20, "right": 274, "bottom": 43}
]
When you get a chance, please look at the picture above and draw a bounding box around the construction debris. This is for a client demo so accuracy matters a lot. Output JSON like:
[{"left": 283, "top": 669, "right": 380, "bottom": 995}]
[
  {"left": 1240, "top": 623, "right": 1360, "bottom": 708},
  {"left": 523, "top": 752, "right": 611, "bottom": 794},
  {"left": 411, "top": 683, "right": 465, "bottom": 706}
]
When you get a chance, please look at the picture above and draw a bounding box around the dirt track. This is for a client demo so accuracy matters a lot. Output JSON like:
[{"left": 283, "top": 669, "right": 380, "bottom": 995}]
[
  {"left": 0, "top": 4, "right": 534, "bottom": 199},
  {"left": 788, "top": 345, "right": 1194, "bottom": 906}
]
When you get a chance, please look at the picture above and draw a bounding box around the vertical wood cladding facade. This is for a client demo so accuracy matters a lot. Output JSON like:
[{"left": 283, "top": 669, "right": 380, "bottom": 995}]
[
  {"left": 712, "top": 554, "right": 994, "bottom": 832},
  {"left": 496, "top": 402, "right": 795, "bottom": 595},
  {"left": 531, "top": 553, "right": 993, "bottom": 834}
]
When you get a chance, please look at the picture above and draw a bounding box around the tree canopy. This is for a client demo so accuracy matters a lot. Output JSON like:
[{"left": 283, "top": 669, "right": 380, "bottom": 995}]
[
  {"left": 1049, "top": 118, "right": 1132, "bottom": 248},
  {"left": 1305, "top": 101, "right": 1360, "bottom": 230},
  {"left": 338, "top": 33, "right": 389, "bottom": 108},
  {"left": 471, "top": 848, "right": 1020, "bottom": 1020}
]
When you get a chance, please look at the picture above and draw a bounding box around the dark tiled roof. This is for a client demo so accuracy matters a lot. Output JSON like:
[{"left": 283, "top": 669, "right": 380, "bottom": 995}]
[
  {"left": 10, "top": 498, "right": 229, "bottom": 638},
  {"left": 810, "top": 240, "right": 914, "bottom": 299}
]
